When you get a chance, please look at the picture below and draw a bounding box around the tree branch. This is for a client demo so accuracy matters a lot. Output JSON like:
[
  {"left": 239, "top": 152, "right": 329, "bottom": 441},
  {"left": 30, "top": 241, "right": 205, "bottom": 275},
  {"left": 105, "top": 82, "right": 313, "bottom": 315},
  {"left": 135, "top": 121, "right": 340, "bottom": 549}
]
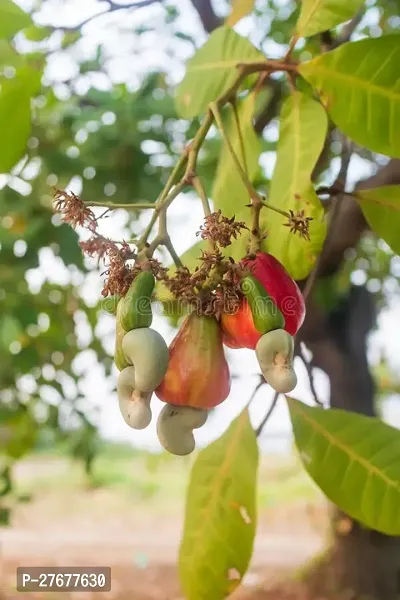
[
  {"left": 54, "top": 0, "right": 165, "bottom": 32},
  {"left": 316, "top": 159, "right": 400, "bottom": 278},
  {"left": 256, "top": 391, "right": 280, "bottom": 437},
  {"left": 189, "top": 0, "right": 222, "bottom": 33}
]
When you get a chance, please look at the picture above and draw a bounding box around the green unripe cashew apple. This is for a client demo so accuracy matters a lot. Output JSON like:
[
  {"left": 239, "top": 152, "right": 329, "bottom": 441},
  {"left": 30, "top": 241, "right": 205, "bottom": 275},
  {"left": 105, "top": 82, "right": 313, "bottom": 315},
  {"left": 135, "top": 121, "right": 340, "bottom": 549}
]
[{"left": 157, "top": 404, "right": 208, "bottom": 456}]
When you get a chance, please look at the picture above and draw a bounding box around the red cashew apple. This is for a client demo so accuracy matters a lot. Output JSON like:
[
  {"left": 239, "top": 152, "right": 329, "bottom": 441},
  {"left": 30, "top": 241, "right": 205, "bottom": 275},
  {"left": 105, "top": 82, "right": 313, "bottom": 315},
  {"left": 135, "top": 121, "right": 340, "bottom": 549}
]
[
  {"left": 155, "top": 313, "right": 231, "bottom": 409},
  {"left": 221, "top": 252, "right": 305, "bottom": 350}
]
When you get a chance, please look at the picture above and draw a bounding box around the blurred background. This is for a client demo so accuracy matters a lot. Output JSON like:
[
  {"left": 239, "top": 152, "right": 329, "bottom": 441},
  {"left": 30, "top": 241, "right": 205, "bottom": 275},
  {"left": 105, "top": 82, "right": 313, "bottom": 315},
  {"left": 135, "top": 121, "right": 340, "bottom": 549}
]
[{"left": 1, "top": 0, "right": 400, "bottom": 598}]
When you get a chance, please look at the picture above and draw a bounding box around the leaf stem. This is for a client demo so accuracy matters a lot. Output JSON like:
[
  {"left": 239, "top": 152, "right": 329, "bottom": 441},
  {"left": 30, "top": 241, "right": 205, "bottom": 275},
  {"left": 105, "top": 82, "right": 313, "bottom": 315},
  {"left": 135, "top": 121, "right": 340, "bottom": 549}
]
[
  {"left": 260, "top": 199, "right": 290, "bottom": 219},
  {"left": 210, "top": 102, "right": 258, "bottom": 202},
  {"left": 231, "top": 100, "right": 247, "bottom": 174},
  {"left": 210, "top": 101, "right": 264, "bottom": 252},
  {"left": 192, "top": 176, "right": 212, "bottom": 216},
  {"left": 85, "top": 201, "right": 156, "bottom": 209}
]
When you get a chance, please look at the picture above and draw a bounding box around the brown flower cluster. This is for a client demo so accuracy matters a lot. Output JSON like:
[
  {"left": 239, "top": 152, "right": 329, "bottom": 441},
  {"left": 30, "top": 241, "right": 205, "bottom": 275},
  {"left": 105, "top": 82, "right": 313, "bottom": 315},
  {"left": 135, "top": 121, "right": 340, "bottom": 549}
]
[
  {"left": 197, "top": 210, "right": 248, "bottom": 248},
  {"left": 284, "top": 209, "right": 313, "bottom": 241},
  {"left": 53, "top": 189, "right": 97, "bottom": 230},
  {"left": 163, "top": 251, "right": 244, "bottom": 316}
]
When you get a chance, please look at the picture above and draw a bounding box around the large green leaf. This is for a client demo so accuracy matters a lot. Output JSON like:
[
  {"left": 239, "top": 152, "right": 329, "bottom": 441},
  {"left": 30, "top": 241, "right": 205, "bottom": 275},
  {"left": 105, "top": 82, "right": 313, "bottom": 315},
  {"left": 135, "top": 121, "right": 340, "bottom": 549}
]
[
  {"left": 0, "top": 0, "right": 31, "bottom": 39},
  {"left": 175, "top": 26, "right": 263, "bottom": 118},
  {"left": 179, "top": 409, "right": 259, "bottom": 600},
  {"left": 263, "top": 91, "right": 327, "bottom": 280},
  {"left": 212, "top": 92, "right": 261, "bottom": 219},
  {"left": 356, "top": 185, "right": 400, "bottom": 254},
  {"left": 226, "top": 0, "right": 255, "bottom": 26},
  {"left": 288, "top": 398, "right": 400, "bottom": 535},
  {"left": 0, "top": 65, "right": 42, "bottom": 172},
  {"left": 299, "top": 36, "right": 400, "bottom": 158},
  {"left": 296, "top": 0, "right": 365, "bottom": 38}
]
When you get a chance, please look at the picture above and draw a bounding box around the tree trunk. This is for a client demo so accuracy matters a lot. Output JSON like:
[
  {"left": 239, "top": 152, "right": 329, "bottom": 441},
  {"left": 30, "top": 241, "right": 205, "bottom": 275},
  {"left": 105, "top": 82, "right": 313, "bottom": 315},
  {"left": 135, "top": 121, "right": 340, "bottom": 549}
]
[{"left": 300, "top": 285, "right": 400, "bottom": 599}]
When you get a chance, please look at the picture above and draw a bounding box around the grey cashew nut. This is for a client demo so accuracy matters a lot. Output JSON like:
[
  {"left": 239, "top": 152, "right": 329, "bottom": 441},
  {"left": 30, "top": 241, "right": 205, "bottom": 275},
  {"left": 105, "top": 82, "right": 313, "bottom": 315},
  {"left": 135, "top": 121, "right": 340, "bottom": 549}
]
[
  {"left": 117, "top": 366, "right": 152, "bottom": 430},
  {"left": 122, "top": 328, "right": 169, "bottom": 392},
  {"left": 255, "top": 328, "right": 297, "bottom": 393},
  {"left": 157, "top": 404, "right": 208, "bottom": 456}
]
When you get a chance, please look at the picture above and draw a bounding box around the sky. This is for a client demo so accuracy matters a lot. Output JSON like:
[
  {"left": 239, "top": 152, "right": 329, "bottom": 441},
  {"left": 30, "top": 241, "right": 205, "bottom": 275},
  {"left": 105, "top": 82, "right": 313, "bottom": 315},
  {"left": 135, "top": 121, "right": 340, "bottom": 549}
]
[{"left": 12, "top": 0, "right": 400, "bottom": 453}]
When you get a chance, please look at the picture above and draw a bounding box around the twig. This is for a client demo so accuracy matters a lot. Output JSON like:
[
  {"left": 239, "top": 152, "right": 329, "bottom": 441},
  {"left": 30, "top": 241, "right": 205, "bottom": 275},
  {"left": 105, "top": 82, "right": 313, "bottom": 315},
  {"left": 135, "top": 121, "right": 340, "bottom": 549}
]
[
  {"left": 256, "top": 391, "right": 280, "bottom": 437},
  {"left": 302, "top": 137, "right": 353, "bottom": 302},
  {"left": 298, "top": 342, "right": 323, "bottom": 407},
  {"left": 211, "top": 102, "right": 257, "bottom": 200},
  {"left": 151, "top": 209, "right": 183, "bottom": 267},
  {"left": 52, "top": 0, "right": 165, "bottom": 32},
  {"left": 85, "top": 201, "right": 156, "bottom": 209},
  {"left": 246, "top": 376, "right": 265, "bottom": 407},
  {"left": 211, "top": 101, "right": 263, "bottom": 251},
  {"left": 260, "top": 199, "right": 290, "bottom": 219},
  {"left": 284, "top": 35, "right": 299, "bottom": 60},
  {"left": 192, "top": 176, "right": 212, "bottom": 216},
  {"left": 336, "top": 11, "right": 364, "bottom": 45},
  {"left": 231, "top": 100, "right": 247, "bottom": 175}
]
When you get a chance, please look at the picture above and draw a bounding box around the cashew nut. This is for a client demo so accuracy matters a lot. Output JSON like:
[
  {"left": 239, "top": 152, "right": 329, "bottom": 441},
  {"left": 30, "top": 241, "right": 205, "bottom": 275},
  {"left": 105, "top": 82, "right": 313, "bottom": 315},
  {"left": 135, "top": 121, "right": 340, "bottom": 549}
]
[
  {"left": 156, "top": 404, "right": 208, "bottom": 456},
  {"left": 255, "top": 328, "right": 297, "bottom": 393},
  {"left": 122, "top": 328, "right": 169, "bottom": 392},
  {"left": 117, "top": 366, "right": 152, "bottom": 429}
]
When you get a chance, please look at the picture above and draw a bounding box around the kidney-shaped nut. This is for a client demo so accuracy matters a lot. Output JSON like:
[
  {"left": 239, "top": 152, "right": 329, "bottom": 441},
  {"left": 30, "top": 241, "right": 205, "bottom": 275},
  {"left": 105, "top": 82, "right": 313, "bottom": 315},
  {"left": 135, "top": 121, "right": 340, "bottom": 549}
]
[
  {"left": 256, "top": 328, "right": 297, "bottom": 393},
  {"left": 156, "top": 404, "right": 208, "bottom": 456},
  {"left": 117, "top": 366, "right": 152, "bottom": 429},
  {"left": 122, "top": 328, "right": 169, "bottom": 392}
]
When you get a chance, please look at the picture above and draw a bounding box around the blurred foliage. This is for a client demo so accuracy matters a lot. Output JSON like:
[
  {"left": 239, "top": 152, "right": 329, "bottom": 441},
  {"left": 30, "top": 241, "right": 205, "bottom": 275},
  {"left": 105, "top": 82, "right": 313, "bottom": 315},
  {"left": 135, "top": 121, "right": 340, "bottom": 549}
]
[{"left": 0, "top": 0, "right": 400, "bottom": 519}]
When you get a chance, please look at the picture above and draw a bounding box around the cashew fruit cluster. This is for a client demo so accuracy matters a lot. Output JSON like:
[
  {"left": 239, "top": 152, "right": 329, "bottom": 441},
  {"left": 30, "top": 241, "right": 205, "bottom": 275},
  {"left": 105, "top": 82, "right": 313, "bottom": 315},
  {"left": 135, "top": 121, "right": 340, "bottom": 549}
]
[
  {"left": 221, "top": 251, "right": 305, "bottom": 394},
  {"left": 112, "top": 253, "right": 305, "bottom": 457}
]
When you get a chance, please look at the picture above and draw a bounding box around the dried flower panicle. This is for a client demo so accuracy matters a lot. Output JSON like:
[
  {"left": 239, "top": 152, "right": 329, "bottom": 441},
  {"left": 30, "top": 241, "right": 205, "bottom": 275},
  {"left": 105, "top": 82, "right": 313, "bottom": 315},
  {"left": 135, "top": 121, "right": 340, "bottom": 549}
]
[
  {"left": 79, "top": 235, "right": 119, "bottom": 260},
  {"left": 197, "top": 210, "right": 248, "bottom": 248},
  {"left": 163, "top": 247, "right": 245, "bottom": 316},
  {"left": 53, "top": 189, "right": 97, "bottom": 230},
  {"left": 284, "top": 209, "right": 313, "bottom": 241},
  {"left": 100, "top": 241, "right": 136, "bottom": 297}
]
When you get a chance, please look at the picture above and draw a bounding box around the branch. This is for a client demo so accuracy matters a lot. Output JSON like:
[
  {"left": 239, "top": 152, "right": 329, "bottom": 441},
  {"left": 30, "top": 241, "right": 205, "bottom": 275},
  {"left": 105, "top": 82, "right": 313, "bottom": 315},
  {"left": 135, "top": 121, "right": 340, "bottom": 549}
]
[
  {"left": 298, "top": 342, "right": 323, "bottom": 407},
  {"left": 302, "top": 136, "right": 353, "bottom": 300},
  {"left": 336, "top": 10, "right": 364, "bottom": 45},
  {"left": 54, "top": 0, "right": 165, "bottom": 32},
  {"left": 189, "top": 0, "right": 222, "bottom": 33},
  {"left": 256, "top": 391, "right": 280, "bottom": 437},
  {"left": 85, "top": 201, "right": 156, "bottom": 209},
  {"left": 315, "top": 158, "right": 400, "bottom": 279},
  {"left": 254, "top": 78, "right": 283, "bottom": 135}
]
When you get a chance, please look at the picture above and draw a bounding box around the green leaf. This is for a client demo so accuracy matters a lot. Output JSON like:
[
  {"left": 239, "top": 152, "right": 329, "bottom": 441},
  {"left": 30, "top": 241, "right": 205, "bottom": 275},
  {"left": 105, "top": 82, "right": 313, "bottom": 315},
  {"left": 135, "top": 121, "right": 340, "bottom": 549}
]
[
  {"left": 0, "top": 0, "right": 31, "bottom": 39},
  {"left": 0, "top": 314, "right": 22, "bottom": 348},
  {"left": 263, "top": 91, "right": 327, "bottom": 280},
  {"left": 175, "top": 26, "right": 263, "bottom": 118},
  {"left": 179, "top": 409, "right": 259, "bottom": 600},
  {"left": 299, "top": 36, "right": 400, "bottom": 158},
  {"left": 287, "top": 397, "right": 400, "bottom": 536},
  {"left": 23, "top": 24, "right": 52, "bottom": 42},
  {"left": 296, "top": 0, "right": 365, "bottom": 38},
  {"left": 212, "top": 92, "right": 261, "bottom": 218},
  {"left": 226, "top": 0, "right": 255, "bottom": 26},
  {"left": 356, "top": 185, "right": 400, "bottom": 254},
  {"left": 0, "top": 39, "right": 24, "bottom": 68},
  {"left": 0, "top": 65, "right": 42, "bottom": 172}
]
